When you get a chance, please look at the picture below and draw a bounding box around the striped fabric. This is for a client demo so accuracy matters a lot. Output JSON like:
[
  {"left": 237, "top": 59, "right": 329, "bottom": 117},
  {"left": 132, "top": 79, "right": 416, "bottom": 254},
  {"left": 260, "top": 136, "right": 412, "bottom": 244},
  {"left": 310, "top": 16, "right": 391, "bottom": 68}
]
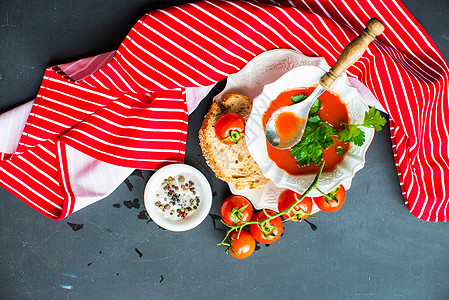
[{"left": 0, "top": 0, "right": 447, "bottom": 221}]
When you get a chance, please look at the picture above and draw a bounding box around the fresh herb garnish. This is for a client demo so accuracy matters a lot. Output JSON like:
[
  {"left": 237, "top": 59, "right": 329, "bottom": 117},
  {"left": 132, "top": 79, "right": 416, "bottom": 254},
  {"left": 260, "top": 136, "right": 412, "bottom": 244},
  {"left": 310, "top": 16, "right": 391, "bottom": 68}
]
[
  {"left": 292, "top": 93, "right": 322, "bottom": 117},
  {"left": 309, "top": 99, "right": 322, "bottom": 117},
  {"left": 335, "top": 146, "right": 344, "bottom": 155},
  {"left": 291, "top": 106, "right": 386, "bottom": 166},
  {"left": 292, "top": 94, "right": 308, "bottom": 103},
  {"left": 290, "top": 115, "right": 336, "bottom": 167},
  {"left": 337, "top": 107, "right": 386, "bottom": 146}
]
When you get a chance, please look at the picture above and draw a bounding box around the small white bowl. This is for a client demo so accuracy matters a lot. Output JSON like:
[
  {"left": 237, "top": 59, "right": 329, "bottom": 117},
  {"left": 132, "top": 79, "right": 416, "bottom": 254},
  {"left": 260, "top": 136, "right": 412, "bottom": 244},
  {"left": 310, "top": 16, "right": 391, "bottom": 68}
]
[
  {"left": 245, "top": 65, "right": 374, "bottom": 196},
  {"left": 144, "top": 164, "right": 212, "bottom": 231}
]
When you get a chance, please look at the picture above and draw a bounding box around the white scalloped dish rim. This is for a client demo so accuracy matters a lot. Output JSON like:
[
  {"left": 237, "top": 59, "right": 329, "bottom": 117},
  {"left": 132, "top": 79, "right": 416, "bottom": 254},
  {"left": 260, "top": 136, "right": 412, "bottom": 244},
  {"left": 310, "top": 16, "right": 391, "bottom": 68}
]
[{"left": 246, "top": 65, "right": 374, "bottom": 196}]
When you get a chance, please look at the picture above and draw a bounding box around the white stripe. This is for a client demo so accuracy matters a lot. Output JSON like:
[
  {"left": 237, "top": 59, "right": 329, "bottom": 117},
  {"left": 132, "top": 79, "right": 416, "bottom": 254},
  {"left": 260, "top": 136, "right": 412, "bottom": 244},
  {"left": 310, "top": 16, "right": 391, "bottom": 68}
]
[
  {"left": 151, "top": 98, "right": 185, "bottom": 102},
  {"left": 89, "top": 74, "right": 110, "bottom": 90},
  {"left": 69, "top": 128, "right": 186, "bottom": 152},
  {"left": 79, "top": 120, "right": 187, "bottom": 143},
  {"left": 30, "top": 149, "right": 58, "bottom": 171},
  {"left": 101, "top": 107, "right": 188, "bottom": 124},
  {"left": 191, "top": 2, "right": 267, "bottom": 51},
  {"left": 131, "top": 27, "right": 213, "bottom": 85},
  {"left": 107, "top": 61, "right": 137, "bottom": 93},
  {"left": 175, "top": 5, "right": 257, "bottom": 57},
  {"left": 150, "top": 11, "right": 242, "bottom": 72},
  {"left": 16, "top": 156, "right": 63, "bottom": 196},
  {"left": 17, "top": 142, "right": 35, "bottom": 149},
  {"left": 121, "top": 41, "right": 185, "bottom": 87},
  {"left": 121, "top": 94, "right": 187, "bottom": 113},
  {"left": 158, "top": 9, "right": 247, "bottom": 66},
  {"left": 139, "top": 18, "right": 229, "bottom": 77},
  {"left": 25, "top": 122, "right": 59, "bottom": 136},
  {"left": 380, "top": 0, "right": 448, "bottom": 76},
  {"left": 38, "top": 104, "right": 83, "bottom": 123},
  {"left": 227, "top": 1, "right": 297, "bottom": 49},
  {"left": 442, "top": 197, "right": 449, "bottom": 222},
  {"left": 358, "top": 1, "right": 441, "bottom": 82},
  {"left": 88, "top": 114, "right": 188, "bottom": 134},
  {"left": 115, "top": 50, "right": 164, "bottom": 91},
  {"left": 215, "top": 1, "right": 278, "bottom": 48},
  {"left": 41, "top": 96, "right": 94, "bottom": 115},
  {"left": 63, "top": 135, "right": 184, "bottom": 163},
  {"left": 45, "top": 87, "right": 112, "bottom": 107},
  {"left": 44, "top": 76, "right": 117, "bottom": 99},
  {"left": 28, "top": 113, "right": 71, "bottom": 129},
  {"left": 0, "top": 176, "right": 59, "bottom": 218},
  {"left": 56, "top": 142, "right": 72, "bottom": 218},
  {"left": 112, "top": 55, "right": 152, "bottom": 92},
  {"left": 25, "top": 133, "right": 47, "bottom": 142},
  {"left": 37, "top": 143, "right": 57, "bottom": 159},
  {"left": 283, "top": 7, "right": 337, "bottom": 60},
  {"left": 98, "top": 68, "right": 126, "bottom": 92},
  {"left": 1, "top": 163, "right": 63, "bottom": 210},
  {"left": 82, "top": 80, "right": 96, "bottom": 88}
]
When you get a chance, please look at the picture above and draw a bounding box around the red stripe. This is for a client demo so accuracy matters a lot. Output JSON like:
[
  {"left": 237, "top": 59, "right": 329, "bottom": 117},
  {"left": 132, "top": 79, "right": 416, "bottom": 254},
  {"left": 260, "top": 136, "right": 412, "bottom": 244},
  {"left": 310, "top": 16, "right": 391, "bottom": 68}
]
[
  {"left": 57, "top": 142, "right": 76, "bottom": 218},
  {"left": 0, "top": 141, "right": 65, "bottom": 220},
  {"left": 59, "top": 90, "right": 188, "bottom": 169}
]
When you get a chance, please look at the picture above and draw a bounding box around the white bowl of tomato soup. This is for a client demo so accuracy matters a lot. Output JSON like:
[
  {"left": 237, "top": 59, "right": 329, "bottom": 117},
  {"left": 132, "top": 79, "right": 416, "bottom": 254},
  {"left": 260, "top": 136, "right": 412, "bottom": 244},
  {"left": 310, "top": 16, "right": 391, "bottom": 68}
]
[{"left": 245, "top": 66, "right": 375, "bottom": 196}]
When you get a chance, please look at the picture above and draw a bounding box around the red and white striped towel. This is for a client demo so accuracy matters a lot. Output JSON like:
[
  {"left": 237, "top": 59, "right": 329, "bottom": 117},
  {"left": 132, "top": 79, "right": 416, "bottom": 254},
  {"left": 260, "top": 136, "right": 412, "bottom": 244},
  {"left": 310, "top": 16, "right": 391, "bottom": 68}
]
[{"left": 0, "top": 0, "right": 448, "bottom": 222}]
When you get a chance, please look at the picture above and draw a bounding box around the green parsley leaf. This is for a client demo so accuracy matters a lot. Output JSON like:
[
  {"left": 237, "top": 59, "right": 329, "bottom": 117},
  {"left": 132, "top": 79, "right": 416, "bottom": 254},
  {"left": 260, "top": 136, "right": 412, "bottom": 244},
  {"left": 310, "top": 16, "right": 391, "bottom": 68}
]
[
  {"left": 335, "top": 146, "right": 344, "bottom": 155},
  {"left": 291, "top": 94, "right": 322, "bottom": 117},
  {"left": 292, "top": 94, "right": 308, "bottom": 103},
  {"left": 362, "top": 107, "right": 387, "bottom": 131},
  {"left": 337, "top": 125, "right": 365, "bottom": 146},
  {"left": 309, "top": 99, "right": 322, "bottom": 117},
  {"left": 291, "top": 116, "right": 336, "bottom": 167},
  {"left": 290, "top": 106, "right": 386, "bottom": 167},
  {"left": 337, "top": 107, "right": 386, "bottom": 146}
]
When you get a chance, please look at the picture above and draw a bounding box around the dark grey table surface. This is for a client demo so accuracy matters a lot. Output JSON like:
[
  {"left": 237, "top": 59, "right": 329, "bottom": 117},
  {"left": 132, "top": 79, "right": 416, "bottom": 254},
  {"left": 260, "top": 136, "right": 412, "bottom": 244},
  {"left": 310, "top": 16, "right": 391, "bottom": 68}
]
[{"left": 1, "top": 1, "right": 448, "bottom": 299}]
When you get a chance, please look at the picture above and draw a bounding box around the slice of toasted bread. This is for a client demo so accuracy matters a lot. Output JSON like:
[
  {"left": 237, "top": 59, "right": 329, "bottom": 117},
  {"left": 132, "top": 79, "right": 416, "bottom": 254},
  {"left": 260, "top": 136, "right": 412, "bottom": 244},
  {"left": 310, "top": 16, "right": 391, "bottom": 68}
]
[{"left": 199, "top": 93, "right": 269, "bottom": 189}]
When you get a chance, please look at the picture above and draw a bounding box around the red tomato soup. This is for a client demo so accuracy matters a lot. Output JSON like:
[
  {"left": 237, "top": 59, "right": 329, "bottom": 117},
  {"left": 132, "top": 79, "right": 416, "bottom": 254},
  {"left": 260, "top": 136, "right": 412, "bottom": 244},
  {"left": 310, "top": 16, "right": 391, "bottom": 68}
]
[{"left": 262, "top": 87, "right": 350, "bottom": 175}]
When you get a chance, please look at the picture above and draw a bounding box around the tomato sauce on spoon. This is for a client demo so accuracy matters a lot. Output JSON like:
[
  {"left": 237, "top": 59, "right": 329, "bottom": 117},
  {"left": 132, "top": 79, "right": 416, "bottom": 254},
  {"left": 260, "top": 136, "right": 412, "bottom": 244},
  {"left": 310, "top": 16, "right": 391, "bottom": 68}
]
[{"left": 274, "top": 111, "right": 307, "bottom": 143}]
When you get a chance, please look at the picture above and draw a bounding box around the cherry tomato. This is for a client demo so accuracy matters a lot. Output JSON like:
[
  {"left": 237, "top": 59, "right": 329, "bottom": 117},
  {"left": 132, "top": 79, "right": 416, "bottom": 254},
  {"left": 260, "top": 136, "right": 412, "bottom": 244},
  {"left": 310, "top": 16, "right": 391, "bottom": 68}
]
[
  {"left": 220, "top": 195, "right": 254, "bottom": 226},
  {"left": 277, "top": 189, "right": 313, "bottom": 221},
  {"left": 313, "top": 185, "right": 346, "bottom": 213},
  {"left": 215, "top": 113, "right": 246, "bottom": 145},
  {"left": 227, "top": 230, "right": 255, "bottom": 259},
  {"left": 249, "top": 210, "right": 283, "bottom": 244}
]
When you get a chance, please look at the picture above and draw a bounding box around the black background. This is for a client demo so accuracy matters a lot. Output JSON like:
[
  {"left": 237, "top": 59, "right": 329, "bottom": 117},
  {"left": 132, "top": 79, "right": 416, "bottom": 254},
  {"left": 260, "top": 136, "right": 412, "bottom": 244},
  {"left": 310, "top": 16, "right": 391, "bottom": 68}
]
[{"left": 1, "top": 1, "right": 448, "bottom": 299}]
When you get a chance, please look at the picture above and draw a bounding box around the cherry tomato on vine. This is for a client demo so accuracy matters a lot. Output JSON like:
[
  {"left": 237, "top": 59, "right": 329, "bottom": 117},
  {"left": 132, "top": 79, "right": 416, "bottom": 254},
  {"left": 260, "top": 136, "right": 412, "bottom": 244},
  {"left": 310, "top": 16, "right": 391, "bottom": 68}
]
[
  {"left": 227, "top": 230, "right": 255, "bottom": 259},
  {"left": 215, "top": 113, "right": 246, "bottom": 145},
  {"left": 277, "top": 189, "right": 313, "bottom": 221},
  {"left": 249, "top": 210, "right": 283, "bottom": 244},
  {"left": 220, "top": 195, "right": 254, "bottom": 226},
  {"left": 313, "top": 184, "right": 346, "bottom": 213}
]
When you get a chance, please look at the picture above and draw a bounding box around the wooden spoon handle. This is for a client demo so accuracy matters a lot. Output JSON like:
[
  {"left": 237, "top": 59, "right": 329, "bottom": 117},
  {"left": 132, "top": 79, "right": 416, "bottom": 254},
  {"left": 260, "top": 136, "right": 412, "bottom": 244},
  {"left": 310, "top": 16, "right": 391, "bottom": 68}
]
[{"left": 319, "top": 18, "right": 385, "bottom": 90}]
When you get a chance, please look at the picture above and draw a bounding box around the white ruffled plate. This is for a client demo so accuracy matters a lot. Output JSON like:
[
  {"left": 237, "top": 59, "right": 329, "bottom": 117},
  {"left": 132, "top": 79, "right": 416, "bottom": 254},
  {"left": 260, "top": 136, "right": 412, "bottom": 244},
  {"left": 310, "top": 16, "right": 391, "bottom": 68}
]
[
  {"left": 216, "top": 49, "right": 374, "bottom": 212},
  {"left": 246, "top": 65, "right": 374, "bottom": 198}
]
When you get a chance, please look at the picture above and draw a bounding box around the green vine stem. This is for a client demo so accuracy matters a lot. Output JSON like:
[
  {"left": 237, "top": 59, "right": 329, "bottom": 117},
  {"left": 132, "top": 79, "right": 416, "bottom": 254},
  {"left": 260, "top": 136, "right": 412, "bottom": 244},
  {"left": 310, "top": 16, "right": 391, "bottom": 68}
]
[{"left": 218, "top": 162, "right": 325, "bottom": 246}]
